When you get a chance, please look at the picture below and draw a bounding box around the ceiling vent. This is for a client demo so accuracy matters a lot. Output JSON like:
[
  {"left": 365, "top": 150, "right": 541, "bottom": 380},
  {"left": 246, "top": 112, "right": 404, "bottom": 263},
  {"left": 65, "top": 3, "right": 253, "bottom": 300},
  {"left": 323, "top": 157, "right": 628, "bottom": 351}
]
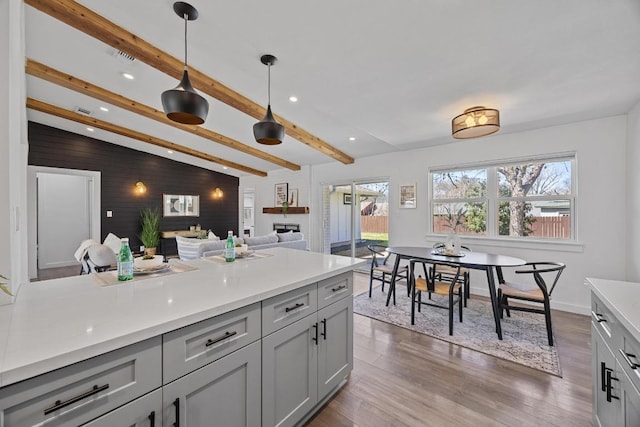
[
  {"left": 74, "top": 106, "right": 93, "bottom": 116},
  {"left": 112, "top": 49, "right": 136, "bottom": 64}
]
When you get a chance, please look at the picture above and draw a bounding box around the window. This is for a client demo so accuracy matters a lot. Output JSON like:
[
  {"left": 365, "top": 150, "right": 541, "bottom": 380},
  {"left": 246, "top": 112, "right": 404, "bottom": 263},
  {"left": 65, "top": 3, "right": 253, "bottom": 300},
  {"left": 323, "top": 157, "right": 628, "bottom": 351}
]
[{"left": 431, "top": 155, "right": 574, "bottom": 240}]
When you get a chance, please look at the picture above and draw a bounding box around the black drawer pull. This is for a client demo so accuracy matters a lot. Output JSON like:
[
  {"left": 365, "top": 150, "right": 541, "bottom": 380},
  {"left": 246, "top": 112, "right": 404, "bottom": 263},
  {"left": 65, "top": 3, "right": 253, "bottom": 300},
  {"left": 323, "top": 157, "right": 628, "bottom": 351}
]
[
  {"left": 312, "top": 322, "right": 318, "bottom": 344},
  {"left": 44, "top": 383, "right": 109, "bottom": 415},
  {"left": 173, "top": 397, "right": 180, "bottom": 427},
  {"left": 285, "top": 302, "right": 304, "bottom": 312},
  {"left": 601, "top": 361, "right": 607, "bottom": 392},
  {"left": 149, "top": 411, "right": 156, "bottom": 427},
  {"left": 321, "top": 318, "right": 327, "bottom": 340},
  {"left": 331, "top": 284, "right": 347, "bottom": 292},
  {"left": 606, "top": 369, "right": 619, "bottom": 402},
  {"left": 619, "top": 349, "right": 640, "bottom": 369},
  {"left": 205, "top": 331, "right": 237, "bottom": 347},
  {"left": 594, "top": 312, "right": 607, "bottom": 323}
]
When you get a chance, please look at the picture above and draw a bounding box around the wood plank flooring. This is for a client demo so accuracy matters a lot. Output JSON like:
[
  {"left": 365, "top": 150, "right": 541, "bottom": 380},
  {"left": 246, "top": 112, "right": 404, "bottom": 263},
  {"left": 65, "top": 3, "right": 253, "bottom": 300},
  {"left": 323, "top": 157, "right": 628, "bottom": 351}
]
[{"left": 306, "top": 272, "right": 592, "bottom": 427}]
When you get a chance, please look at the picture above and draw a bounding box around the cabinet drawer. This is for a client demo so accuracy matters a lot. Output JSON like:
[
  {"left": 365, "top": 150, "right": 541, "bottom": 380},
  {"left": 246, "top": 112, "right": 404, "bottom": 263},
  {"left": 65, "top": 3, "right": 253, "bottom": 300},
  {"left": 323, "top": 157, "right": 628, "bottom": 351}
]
[
  {"left": 318, "top": 272, "right": 352, "bottom": 309},
  {"left": 591, "top": 293, "right": 619, "bottom": 348},
  {"left": 619, "top": 327, "right": 640, "bottom": 394},
  {"left": 0, "top": 337, "right": 161, "bottom": 427},
  {"left": 262, "top": 283, "right": 318, "bottom": 336},
  {"left": 163, "top": 302, "right": 261, "bottom": 384},
  {"left": 80, "top": 388, "right": 162, "bottom": 426}
]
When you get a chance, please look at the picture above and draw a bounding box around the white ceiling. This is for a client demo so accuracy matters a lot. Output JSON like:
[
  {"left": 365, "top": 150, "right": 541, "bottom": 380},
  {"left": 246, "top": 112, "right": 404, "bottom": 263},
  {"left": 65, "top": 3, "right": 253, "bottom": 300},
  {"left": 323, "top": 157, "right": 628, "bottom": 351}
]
[{"left": 25, "top": 0, "right": 640, "bottom": 177}]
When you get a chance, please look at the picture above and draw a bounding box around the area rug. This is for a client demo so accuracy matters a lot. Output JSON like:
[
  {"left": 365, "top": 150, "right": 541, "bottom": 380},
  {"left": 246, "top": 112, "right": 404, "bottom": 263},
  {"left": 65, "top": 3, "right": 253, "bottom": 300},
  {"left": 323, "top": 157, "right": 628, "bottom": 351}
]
[{"left": 353, "top": 288, "right": 562, "bottom": 377}]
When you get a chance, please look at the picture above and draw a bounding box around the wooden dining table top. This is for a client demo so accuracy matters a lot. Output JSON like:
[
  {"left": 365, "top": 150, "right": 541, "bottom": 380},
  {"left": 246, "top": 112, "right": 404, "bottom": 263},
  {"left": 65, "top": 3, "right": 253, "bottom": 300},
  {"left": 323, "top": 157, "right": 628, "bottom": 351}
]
[{"left": 385, "top": 246, "right": 526, "bottom": 269}]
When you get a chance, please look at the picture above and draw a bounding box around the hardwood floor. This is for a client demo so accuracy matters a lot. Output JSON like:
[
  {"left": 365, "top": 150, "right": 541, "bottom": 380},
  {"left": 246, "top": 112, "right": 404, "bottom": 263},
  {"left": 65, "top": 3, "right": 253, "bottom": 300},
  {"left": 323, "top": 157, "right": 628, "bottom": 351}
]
[{"left": 307, "top": 272, "right": 592, "bottom": 427}]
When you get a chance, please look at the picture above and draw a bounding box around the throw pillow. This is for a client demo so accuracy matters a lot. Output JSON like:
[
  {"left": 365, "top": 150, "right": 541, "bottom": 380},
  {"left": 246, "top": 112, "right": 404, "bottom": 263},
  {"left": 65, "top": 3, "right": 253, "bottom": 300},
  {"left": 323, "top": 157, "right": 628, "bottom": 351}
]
[
  {"left": 103, "top": 233, "right": 121, "bottom": 254},
  {"left": 278, "top": 232, "right": 303, "bottom": 242},
  {"left": 208, "top": 231, "right": 220, "bottom": 240},
  {"left": 244, "top": 234, "right": 278, "bottom": 246}
]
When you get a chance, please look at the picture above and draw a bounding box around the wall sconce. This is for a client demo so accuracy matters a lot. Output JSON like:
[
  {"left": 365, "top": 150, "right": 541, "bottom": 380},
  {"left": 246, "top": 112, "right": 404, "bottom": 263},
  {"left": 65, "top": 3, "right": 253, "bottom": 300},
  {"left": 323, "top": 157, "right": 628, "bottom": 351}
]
[
  {"left": 212, "top": 187, "right": 223, "bottom": 199},
  {"left": 452, "top": 106, "right": 500, "bottom": 139},
  {"left": 135, "top": 180, "right": 147, "bottom": 194}
]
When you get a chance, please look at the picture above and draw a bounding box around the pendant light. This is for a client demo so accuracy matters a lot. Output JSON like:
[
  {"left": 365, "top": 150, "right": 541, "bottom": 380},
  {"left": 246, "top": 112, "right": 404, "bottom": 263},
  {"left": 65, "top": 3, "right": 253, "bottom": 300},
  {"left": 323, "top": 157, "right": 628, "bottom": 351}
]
[
  {"left": 161, "top": 2, "right": 209, "bottom": 125},
  {"left": 253, "top": 54, "right": 285, "bottom": 145}
]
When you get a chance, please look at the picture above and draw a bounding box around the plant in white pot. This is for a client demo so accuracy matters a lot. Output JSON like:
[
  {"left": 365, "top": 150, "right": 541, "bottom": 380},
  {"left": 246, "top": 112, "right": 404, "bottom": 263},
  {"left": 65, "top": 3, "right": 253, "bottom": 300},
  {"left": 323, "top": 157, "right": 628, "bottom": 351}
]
[{"left": 139, "top": 207, "right": 160, "bottom": 256}]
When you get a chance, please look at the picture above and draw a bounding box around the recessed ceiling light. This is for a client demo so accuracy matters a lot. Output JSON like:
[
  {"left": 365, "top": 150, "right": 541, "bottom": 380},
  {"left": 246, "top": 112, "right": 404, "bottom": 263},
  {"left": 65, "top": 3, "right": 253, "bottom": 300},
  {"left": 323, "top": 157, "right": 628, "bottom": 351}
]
[
  {"left": 223, "top": 166, "right": 228, "bottom": 170},
  {"left": 349, "top": 137, "right": 356, "bottom": 141},
  {"left": 121, "top": 72, "right": 135, "bottom": 80},
  {"left": 289, "top": 96, "right": 298, "bottom": 103},
  {"left": 86, "top": 127, "right": 95, "bottom": 132},
  {"left": 99, "top": 106, "right": 109, "bottom": 112},
  {"left": 167, "top": 150, "right": 173, "bottom": 154}
]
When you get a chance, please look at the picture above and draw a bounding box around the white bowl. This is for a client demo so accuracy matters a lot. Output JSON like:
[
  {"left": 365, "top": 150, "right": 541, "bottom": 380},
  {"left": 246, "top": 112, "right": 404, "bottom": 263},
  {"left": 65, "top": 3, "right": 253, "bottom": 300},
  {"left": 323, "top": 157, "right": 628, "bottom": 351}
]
[{"left": 134, "top": 255, "right": 164, "bottom": 269}]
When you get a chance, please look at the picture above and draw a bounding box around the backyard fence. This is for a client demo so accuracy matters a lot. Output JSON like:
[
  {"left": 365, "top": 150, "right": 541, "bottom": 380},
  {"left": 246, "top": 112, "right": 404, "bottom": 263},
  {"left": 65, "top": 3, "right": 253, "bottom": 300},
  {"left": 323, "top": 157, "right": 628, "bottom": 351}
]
[{"left": 362, "top": 215, "right": 570, "bottom": 239}]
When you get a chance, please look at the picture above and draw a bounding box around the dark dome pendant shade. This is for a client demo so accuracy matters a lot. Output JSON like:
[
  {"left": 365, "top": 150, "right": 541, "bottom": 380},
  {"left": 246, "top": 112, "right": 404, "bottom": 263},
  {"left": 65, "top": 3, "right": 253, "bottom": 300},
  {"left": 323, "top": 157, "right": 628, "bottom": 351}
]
[
  {"left": 254, "top": 54, "right": 285, "bottom": 145},
  {"left": 161, "top": 2, "right": 209, "bottom": 125}
]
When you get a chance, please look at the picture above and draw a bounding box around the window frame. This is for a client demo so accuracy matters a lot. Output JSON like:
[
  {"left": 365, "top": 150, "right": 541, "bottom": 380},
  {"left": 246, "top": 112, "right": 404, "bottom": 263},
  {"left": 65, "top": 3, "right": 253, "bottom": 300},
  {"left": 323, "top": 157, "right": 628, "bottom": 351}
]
[{"left": 428, "top": 152, "right": 577, "bottom": 242}]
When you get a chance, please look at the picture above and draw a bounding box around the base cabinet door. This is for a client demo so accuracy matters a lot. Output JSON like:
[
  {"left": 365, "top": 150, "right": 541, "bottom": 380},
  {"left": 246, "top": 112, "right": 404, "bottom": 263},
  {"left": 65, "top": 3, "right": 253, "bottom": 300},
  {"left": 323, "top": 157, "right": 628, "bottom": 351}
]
[
  {"left": 620, "top": 366, "right": 640, "bottom": 427},
  {"left": 593, "top": 324, "right": 620, "bottom": 427},
  {"left": 162, "top": 340, "right": 261, "bottom": 427},
  {"left": 262, "top": 314, "right": 318, "bottom": 427},
  {"left": 81, "top": 389, "right": 162, "bottom": 427},
  {"left": 317, "top": 297, "right": 353, "bottom": 398}
]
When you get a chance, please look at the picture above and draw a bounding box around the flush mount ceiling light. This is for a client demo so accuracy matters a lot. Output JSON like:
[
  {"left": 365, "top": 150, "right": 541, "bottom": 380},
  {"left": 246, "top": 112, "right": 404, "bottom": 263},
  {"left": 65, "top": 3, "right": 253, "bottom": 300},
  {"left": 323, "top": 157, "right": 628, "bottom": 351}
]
[
  {"left": 452, "top": 106, "right": 500, "bottom": 139},
  {"left": 253, "top": 54, "right": 285, "bottom": 145},
  {"left": 161, "top": 2, "right": 209, "bottom": 125}
]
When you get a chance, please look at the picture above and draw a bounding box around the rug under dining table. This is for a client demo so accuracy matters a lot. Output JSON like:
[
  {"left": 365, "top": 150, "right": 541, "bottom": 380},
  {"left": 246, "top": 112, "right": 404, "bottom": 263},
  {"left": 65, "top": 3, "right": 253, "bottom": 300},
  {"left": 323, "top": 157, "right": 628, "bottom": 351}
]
[{"left": 353, "top": 287, "right": 562, "bottom": 377}]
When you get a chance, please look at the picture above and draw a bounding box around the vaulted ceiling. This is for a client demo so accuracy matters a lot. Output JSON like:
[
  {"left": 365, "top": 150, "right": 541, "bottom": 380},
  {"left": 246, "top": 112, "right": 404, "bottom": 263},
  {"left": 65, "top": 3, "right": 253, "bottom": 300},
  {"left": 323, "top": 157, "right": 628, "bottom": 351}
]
[{"left": 24, "top": 0, "right": 640, "bottom": 177}]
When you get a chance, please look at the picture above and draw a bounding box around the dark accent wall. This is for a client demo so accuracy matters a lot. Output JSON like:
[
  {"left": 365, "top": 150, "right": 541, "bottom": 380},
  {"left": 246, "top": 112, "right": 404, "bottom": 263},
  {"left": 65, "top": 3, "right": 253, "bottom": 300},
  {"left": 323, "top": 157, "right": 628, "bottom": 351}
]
[{"left": 28, "top": 122, "right": 239, "bottom": 252}]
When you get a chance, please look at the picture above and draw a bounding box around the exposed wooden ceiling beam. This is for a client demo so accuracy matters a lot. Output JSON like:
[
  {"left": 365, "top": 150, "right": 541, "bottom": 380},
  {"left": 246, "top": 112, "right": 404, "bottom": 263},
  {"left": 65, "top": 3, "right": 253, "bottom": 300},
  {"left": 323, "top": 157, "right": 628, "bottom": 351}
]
[
  {"left": 26, "top": 59, "right": 301, "bottom": 171},
  {"left": 27, "top": 98, "right": 268, "bottom": 177},
  {"left": 25, "top": 0, "right": 355, "bottom": 165}
]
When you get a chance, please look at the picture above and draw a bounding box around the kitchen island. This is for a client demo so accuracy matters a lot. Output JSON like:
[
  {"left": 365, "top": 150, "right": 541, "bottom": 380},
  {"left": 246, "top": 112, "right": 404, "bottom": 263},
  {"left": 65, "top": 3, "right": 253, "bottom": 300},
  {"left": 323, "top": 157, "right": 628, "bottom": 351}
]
[
  {"left": 0, "top": 247, "right": 365, "bottom": 426},
  {"left": 586, "top": 277, "right": 640, "bottom": 427}
]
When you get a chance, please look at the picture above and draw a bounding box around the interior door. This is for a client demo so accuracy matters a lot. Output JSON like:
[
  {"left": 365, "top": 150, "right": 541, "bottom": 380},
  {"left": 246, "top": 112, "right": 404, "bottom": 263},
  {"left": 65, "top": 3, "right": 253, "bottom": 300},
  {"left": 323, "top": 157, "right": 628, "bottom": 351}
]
[{"left": 37, "top": 173, "right": 92, "bottom": 269}]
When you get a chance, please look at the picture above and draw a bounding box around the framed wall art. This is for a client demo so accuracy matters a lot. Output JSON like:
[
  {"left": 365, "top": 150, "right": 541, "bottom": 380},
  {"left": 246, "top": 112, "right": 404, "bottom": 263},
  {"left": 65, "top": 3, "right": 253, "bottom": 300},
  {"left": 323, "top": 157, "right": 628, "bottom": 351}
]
[
  {"left": 163, "top": 194, "right": 200, "bottom": 217},
  {"left": 274, "top": 183, "right": 288, "bottom": 206},
  {"left": 399, "top": 183, "right": 417, "bottom": 209}
]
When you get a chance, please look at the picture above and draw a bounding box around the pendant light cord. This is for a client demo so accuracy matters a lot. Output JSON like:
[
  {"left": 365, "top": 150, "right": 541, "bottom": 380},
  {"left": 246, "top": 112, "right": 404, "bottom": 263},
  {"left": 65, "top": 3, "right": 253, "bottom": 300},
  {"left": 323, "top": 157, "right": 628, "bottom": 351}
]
[
  {"left": 183, "top": 13, "right": 188, "bottom": 71},
  {"left": 267, "top": 62, "right": 272, "bottom": 107}
]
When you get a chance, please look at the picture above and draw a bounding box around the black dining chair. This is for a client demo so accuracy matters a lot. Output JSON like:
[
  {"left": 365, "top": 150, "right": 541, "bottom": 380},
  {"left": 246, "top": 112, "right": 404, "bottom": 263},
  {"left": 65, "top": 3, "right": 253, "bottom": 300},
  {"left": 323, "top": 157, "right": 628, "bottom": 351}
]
[
  {"left": 497, "top": 262, "right": 566, "bottom": 346},
  {"left": 432, "top": 243, "right": 472, "bottom": 307},
  {"left": 367, "top": 244, "right": 408, "bottom": 301},
  {"left": 409, "top": 259, "right": 463, "bottom": 335}
]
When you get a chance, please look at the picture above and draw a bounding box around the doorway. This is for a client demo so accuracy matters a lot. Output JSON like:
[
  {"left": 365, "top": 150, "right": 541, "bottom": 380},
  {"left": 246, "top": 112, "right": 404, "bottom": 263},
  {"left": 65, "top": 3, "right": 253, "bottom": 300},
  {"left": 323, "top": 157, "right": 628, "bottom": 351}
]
[
  {"left": 322, "top": 179, "right": 389, "bottom": 262},
  {"left": 27, "top": 166, "right": 101, "bottom": 279}
]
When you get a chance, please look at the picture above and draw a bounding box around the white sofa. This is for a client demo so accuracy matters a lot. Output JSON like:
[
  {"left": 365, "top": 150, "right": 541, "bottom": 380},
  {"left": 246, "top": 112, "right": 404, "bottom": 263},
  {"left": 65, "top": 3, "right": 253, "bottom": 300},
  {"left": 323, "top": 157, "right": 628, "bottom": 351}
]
[{"left": 176, "top": 232, "right": 308, "bottom": 260}]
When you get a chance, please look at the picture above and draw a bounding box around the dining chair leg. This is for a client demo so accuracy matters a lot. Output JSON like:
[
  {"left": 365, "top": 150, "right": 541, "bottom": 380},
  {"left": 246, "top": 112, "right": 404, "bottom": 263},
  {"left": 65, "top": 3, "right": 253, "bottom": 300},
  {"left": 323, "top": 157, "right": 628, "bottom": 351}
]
[
  {"left": 459, "top": 289, "right": 463, "bottom": 323},
  {"left": 463, "top": 272, "right": 470, "bottom": 307},
  {"left": 417, "top": 291, "right": 422, "bottom": 312},
  {"left": 544, "top": 300, "right": 554, "bottom": 346},
  {"left": 368, "top": 273, "right": 374, "bottom": 298},
  {"left": 449, "top": 290, "right": 454, "bottom": 335},
  {"left": 497, "top": 288, "right": 503, "bottom": 318}
]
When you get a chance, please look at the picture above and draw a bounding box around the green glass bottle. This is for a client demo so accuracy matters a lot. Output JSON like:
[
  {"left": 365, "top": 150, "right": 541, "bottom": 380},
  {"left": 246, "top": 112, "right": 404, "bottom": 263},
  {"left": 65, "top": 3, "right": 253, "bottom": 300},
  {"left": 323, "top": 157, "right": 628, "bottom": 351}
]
[
  {"left": 117, "top": 237, "right": 134, "bottom": 281},
  {"left": 225, "top": 231, "right": 236, "bottom": 262}
]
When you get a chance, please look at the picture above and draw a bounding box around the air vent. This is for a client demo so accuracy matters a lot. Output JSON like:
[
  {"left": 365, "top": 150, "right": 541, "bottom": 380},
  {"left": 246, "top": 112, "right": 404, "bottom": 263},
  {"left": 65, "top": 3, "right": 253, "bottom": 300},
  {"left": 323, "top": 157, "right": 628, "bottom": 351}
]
[
  {"left": 74, "top": 106, "right": 93, "bottom": 116},
  {"left": 112, "top": 49, "right": 136, "bottom": 64}
]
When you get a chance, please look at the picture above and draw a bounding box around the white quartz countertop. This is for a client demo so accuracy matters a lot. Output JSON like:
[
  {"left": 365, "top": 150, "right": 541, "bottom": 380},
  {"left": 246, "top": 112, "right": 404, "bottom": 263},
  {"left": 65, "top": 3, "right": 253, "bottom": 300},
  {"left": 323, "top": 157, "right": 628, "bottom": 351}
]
[
  {"left": 585, "top": 277, "right": 640, "bottom": 343},
  {"left": 0, "top": 248, "right": 365, "bottom": 387}
]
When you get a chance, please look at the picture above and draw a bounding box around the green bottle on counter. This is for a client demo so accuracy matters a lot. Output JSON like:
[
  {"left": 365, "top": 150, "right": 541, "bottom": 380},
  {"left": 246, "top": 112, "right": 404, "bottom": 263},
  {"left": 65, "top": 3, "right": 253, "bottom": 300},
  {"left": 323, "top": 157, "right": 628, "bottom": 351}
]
[
  {"left": 117, "top": 237, "right": 134, "bottom": 281},
  {"left": 225, "top": 231, "right": 236, "bottom": 262}
]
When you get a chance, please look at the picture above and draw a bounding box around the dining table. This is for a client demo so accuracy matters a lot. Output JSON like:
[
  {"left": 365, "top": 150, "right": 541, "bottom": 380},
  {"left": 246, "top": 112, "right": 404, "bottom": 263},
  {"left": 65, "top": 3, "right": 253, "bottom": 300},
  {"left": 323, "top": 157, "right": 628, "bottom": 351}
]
[{"left": 385, "top": 246, "right": 526, "bottom": 340}]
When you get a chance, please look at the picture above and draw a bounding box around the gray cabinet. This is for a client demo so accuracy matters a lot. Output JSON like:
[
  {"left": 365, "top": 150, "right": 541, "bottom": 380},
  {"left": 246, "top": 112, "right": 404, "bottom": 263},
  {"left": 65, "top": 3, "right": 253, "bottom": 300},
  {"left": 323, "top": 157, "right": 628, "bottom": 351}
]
[
  {"left": 317, "top": 297, "right": 353, "bottom": 398},
  {"left": 262, "top": 274, "right": 353, "bottom": 427},
  {"left": 162, "top": 340, "right": 261, "bottom": 427},
  {"left": 591, "top": 291, "right": 640, "bottom": 426},
  {"left": 81, "top": 389, "right": 162, "bottom": 427},
  {"left": 0, "top": 337, "right": 161, "bottom": 427}
]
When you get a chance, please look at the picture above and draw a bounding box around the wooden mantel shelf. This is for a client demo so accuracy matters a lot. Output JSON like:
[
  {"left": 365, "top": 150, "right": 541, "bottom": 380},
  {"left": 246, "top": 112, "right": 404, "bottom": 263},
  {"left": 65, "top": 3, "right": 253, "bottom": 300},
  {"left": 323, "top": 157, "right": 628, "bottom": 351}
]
[{"left": 262, "top": 207, "right": 310, "bottom": 214}]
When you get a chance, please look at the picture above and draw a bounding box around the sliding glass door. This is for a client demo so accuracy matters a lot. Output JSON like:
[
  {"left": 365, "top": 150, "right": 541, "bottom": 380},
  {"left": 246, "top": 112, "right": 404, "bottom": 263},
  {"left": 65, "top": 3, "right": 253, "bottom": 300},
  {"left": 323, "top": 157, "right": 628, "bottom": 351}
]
[{"left": 322, "top": 179, "right": 389, "bottom": 261}]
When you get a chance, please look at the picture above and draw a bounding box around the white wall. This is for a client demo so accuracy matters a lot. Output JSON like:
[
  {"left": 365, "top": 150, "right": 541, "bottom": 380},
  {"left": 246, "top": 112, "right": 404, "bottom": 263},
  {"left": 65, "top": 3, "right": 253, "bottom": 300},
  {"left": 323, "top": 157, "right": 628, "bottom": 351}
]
[
  {"left": 0, "top": 0, "right": 28, "bottom": 304},
  {"left": 304, "top": 115, "right": 627, "bottom": 315},
  {"left": 626, "top": 100, "right": 640, "bottom": 281}
]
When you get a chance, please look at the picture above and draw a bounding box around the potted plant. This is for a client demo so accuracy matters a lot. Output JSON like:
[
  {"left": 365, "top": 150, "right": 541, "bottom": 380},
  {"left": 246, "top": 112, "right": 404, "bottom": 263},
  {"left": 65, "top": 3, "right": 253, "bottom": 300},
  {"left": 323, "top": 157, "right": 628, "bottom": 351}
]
[{"left": 139, "top": 207, "right": 160, "bottom": 256}]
